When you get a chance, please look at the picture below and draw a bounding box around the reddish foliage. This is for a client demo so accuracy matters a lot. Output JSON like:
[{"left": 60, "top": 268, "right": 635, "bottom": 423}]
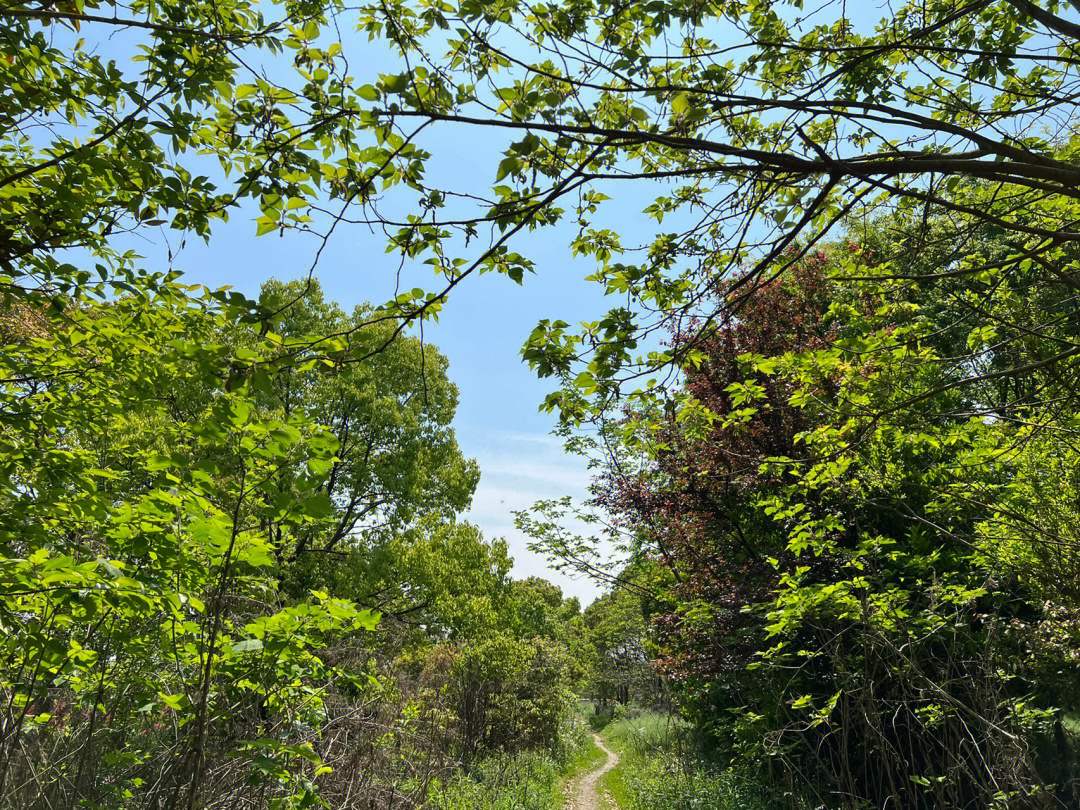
[{"left": 599, "top": 250, "right": 853, "bottom": 682}]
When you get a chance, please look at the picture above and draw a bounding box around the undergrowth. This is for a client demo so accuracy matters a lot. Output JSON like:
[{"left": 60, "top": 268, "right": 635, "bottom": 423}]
[
  {"left": 429, "top": 718, "right": 600, "bottom": 810},
  {"left": 600, "top": 712, "right": 777, "bottom": 810}
]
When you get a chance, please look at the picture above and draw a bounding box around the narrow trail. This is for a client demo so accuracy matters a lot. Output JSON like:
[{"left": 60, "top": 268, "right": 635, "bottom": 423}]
[{"left": 568, "top": 733, "right": 619, "bottom": 810}]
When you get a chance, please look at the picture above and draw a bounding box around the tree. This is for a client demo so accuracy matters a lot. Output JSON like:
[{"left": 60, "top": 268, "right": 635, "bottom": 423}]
[
  {"left": 0, "top": 265, "right": 488, "bottom": 809},
  {"left": 311, "top": 0, "right": 1080, "bottom": 434},
  {"left": 299, "top": 516, "right": 515, "bottom": 642},
  {"left": 0, "top": 279, "right": 381, "bottom": 809},
  {"left": 581, "top": 584, "right": 655, "bottom": 710},
  {"left": 562, "top": 236, "right": 1080, "bottom": 808},
  {"left": 12, "top": 1, "right": 1080, "bottom": 806},
  {"left": 252, "top": 278, "right": 479, "bottom": 562}
]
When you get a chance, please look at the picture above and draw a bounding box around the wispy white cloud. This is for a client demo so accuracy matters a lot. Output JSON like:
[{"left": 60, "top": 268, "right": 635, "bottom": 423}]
[
  {"left": 477, "top": 459, "right": 590, "bottom": 491},
  {"left": 457, "top": 428, "right": 605, "bottom": 602},
  {"left": 458, "top": 426, "right": 564, "bottom": 447},
  {"left": 468, "top": 484, "right": 547, "bottom": 517},
  {"left": 474, "top": 519, "right": 603, "bottom": 603}
]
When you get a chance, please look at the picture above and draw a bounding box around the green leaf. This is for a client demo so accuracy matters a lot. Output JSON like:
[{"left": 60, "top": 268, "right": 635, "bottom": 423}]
[
  {"left": 146, "top": 454, "right": 175, "bottom": 471},
  {"left": 304, "top": 492, "right": 334, "bottom": 519},
  {"left": 495, "top": 156, "right": 522, "bottom": 182},
  {"left": 231, "top": 638, "right": 264, "bottom": 654}
]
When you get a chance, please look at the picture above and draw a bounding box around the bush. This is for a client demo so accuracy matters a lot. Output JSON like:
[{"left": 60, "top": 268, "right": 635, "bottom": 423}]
[
  {"left": 587, "top": 699, "right": 630, "bottom": 731},
  {"left": 619, "top": 756, "right": 769, "bottom": 810},
  {"left": 431, "top": 634, "right": 576, "bottom": 760}
]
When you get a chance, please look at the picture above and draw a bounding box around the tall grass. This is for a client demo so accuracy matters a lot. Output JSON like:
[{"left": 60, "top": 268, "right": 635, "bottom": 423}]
[
  {"left": 428, "top": 751, "right": 564, "bottom": 810},
  {"left": 600, "top": 713, "right": 777, "bottom": 810},
  {"left": 603, "top": 712, "right": 684, "bottom": 755},
  {"left": 429, "top": 718, "right": 600, "bottom": 810}
]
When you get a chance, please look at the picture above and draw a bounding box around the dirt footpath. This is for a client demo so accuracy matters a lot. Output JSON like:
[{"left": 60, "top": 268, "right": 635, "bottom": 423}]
[{"left": 567, "top": 733, "right": 619, "bottom": 810}]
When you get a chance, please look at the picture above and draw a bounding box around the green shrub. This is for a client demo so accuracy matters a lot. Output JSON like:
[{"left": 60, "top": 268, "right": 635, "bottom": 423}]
[
  {"left": 587, "top": 700, "right": 631, "bottom": 731},
  {"left": 439, "top": 634, "right": 576, "bottom": 759}
]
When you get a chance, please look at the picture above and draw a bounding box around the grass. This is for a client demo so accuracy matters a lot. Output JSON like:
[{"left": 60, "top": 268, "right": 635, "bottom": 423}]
[
  {"left": 564, "top": 728, "right": 606, "bottom": 777},
  {"left": 427, "top": 709, "right": 778, "bottom": 810},
  {"left": 428, "top": 716, "right": 603, "bottom": 810},
  {"left": 598, "top": 712, "right": 678, "bottom": 810},
  {"left": 599, "top": 759, "right": 632, "bottom": 808},
  {"left": 428, "top": 751, "right": 564, "bottom": 810},
  {"left": 597, "top": 711, "right": 775, "bottom": 810},
  {"left": 603, "top": 712, "right": 682, "bottom": 753}
]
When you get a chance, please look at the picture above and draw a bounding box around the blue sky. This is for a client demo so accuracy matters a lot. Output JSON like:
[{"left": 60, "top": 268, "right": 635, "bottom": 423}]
[
  {"left": 68, "top": 0, "right": 1025, "bottom": 604},
  {"left": 89, "top": 11, "right": 777, "bottom": 603}
]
